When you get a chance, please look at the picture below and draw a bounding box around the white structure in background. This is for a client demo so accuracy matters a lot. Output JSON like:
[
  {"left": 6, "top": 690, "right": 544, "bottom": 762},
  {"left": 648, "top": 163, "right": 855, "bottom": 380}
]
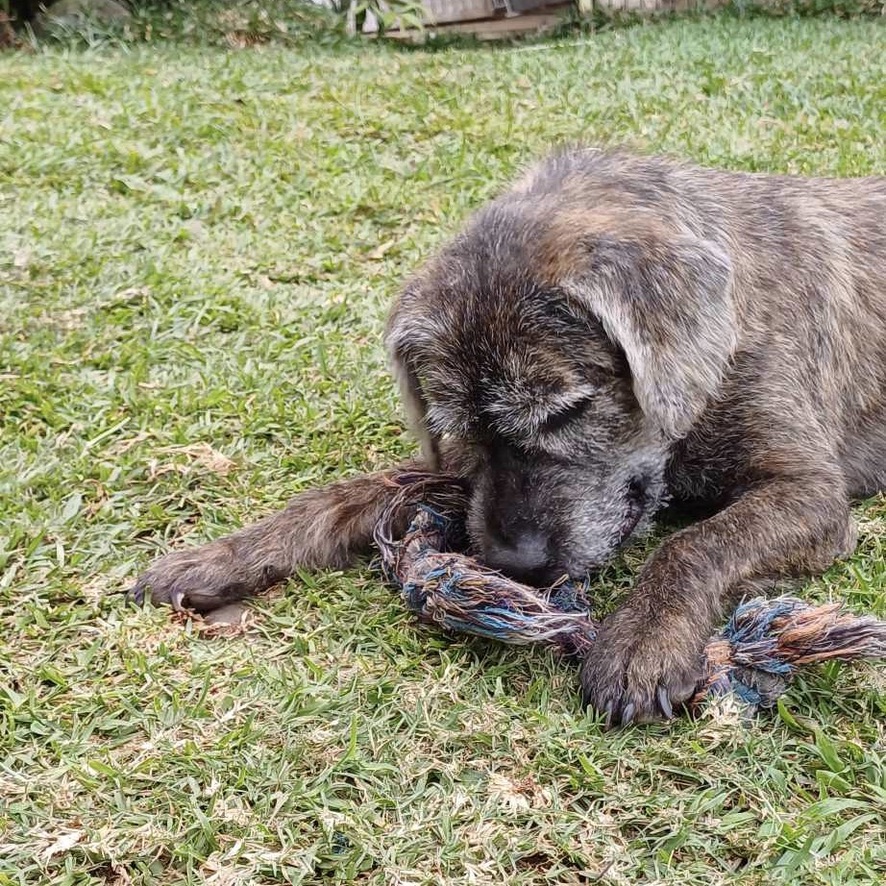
[{"left": 358, "top": 0, "right": 578, "bottom": 39}]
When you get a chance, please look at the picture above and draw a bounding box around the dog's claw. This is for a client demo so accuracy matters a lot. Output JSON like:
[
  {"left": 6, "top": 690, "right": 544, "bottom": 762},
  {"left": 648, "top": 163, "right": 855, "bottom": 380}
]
[
  {"left": 129, "top": 581, "right": 146, "bottom": 606},
  {"left": 621, "top": 702, "right": 636, "bottom": 726},
  {"left": 657, "top": 685, "right": 673, "bottom": 719},
  {"left": 170, "top": 588, "right": 187, "bottom": 612},
  {"left": 604, "top": 701, "right": 615, "bottom": 730}
]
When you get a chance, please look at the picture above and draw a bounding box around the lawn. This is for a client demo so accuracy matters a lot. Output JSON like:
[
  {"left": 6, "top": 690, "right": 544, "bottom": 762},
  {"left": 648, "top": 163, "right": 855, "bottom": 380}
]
[{"left": 2, "top": 13, "right": 886, "bottom": 885}]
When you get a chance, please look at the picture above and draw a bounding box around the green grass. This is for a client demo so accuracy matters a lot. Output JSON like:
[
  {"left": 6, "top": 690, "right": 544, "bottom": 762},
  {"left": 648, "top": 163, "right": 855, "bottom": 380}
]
[{"left": 2, "top": 15, "right": 886, "bottom": 885}]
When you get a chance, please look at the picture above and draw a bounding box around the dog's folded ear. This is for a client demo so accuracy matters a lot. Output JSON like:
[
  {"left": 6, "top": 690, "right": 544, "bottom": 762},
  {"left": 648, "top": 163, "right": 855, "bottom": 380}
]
[
  {"left": 391, "top": 351, "right": 441, "bottom": 469},
  {"left": 568, "top": 231, "right": 736, "bottom": 438},
  {"left": 386, "top": 305, "right": 442, "bottom": 468}
]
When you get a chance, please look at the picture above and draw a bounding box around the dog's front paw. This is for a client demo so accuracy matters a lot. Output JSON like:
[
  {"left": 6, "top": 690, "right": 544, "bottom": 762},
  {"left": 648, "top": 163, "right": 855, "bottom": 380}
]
[
  {"left": 580, "top": 610, "right": 705, "bottom": 727},
  {"left": 129, "top": 542, "right": 255, "bottom": 613}
]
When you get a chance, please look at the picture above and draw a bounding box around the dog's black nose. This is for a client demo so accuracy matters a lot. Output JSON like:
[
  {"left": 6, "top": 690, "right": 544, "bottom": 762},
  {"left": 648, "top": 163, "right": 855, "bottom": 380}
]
[{"left": 483, "top": 529, "right": 554, "bottom": 586}]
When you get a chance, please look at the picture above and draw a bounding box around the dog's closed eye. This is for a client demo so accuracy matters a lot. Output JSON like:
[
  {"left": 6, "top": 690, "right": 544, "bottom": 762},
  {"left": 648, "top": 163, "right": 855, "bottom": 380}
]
[{"left": 541, "top": 399, "right": 591, "bottom": 433}]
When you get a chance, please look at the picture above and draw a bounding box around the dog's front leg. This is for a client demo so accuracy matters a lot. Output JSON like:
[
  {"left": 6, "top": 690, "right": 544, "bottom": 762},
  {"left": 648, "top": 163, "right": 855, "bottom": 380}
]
[
  {"left": 129, "top": 461, "right": 426, "bottom": 612},
  {"left": 580, "top": 472, "right": 856, "bottom": 726}
]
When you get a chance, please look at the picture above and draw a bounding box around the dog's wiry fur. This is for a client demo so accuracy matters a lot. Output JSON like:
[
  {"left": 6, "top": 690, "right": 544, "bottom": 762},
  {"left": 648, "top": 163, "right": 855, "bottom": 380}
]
[{"left": 132, "top": 147, "right": 886, "bottom": 725}]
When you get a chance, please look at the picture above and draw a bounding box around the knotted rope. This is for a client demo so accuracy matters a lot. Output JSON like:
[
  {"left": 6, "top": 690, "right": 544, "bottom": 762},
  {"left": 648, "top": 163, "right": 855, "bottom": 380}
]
[{"left": 372, "top": 472, "right": 886, "bottom": 714}]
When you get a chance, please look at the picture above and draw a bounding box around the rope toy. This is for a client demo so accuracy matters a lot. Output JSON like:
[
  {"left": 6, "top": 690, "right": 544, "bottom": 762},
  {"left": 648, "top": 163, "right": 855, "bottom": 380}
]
[{"left": 372, "top": 472, "right": 886, "bottom": 715}]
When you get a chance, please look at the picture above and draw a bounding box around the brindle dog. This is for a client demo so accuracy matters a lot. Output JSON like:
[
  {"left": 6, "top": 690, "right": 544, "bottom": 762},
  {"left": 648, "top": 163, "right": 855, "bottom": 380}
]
[{"left": 131, "top": 147, "right": 886, "bottom": 725}]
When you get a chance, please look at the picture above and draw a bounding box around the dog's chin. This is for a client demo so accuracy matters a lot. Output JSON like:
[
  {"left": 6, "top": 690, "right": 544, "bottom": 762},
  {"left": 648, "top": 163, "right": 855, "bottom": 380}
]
[
  {"left": 617, "top": 498, "right": 658, "bottom": 548},
  {"left": 558, "top": 502, "right": 657, "bottom": 582},
  {"left": 618, "top": 503, "right": 645, "bottom": 544}
]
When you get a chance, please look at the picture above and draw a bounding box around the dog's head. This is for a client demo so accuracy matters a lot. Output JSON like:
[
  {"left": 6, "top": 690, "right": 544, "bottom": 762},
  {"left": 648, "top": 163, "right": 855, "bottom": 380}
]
[{"left": 386, "top": 159, "right": 735, "bottom": 584}]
